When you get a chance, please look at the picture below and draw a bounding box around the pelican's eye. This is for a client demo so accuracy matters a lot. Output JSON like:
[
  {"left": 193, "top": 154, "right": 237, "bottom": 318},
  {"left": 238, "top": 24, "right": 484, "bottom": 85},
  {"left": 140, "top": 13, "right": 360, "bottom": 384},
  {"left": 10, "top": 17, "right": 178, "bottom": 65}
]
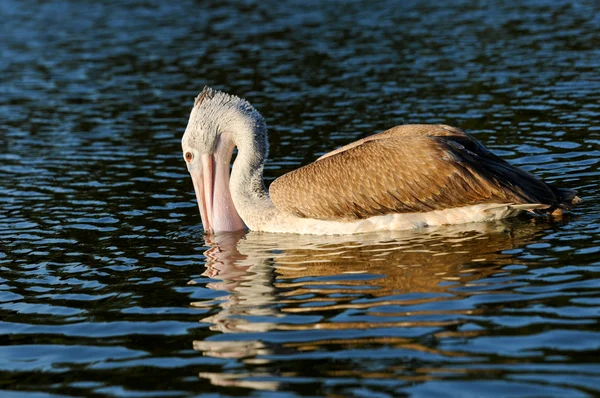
[{"left": 185, "top": 152, "right": 193, "bottom": 162}]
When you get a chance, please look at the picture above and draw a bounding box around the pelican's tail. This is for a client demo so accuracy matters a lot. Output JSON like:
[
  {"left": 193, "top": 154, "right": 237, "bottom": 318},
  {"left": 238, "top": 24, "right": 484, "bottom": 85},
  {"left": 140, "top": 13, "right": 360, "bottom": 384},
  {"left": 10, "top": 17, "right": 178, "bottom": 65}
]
[{"left": 554, "top": 187, "right": 581, "bottom": 208}]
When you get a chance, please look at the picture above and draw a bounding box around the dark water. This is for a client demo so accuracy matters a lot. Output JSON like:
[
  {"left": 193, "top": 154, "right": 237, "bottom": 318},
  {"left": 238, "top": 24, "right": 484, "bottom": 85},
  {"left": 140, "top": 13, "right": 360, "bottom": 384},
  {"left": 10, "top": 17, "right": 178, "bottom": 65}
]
[{"left": 1, "top": 0, "right": 600, "bottom": 396}]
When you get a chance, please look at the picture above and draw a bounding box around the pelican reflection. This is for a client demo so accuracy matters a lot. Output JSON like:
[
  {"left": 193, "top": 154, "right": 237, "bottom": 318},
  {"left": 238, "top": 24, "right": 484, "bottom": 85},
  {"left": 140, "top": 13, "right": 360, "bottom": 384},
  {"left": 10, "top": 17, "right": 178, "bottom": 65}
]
[{"left": 192, "top": 220, "right": 550, "bottom": 389}]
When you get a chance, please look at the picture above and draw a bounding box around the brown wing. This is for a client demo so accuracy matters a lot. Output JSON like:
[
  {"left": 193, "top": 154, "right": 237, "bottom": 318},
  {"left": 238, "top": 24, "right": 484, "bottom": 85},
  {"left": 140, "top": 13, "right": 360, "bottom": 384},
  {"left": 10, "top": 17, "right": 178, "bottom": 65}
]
[{"left": 269, "top": 124, "right": 563, "bottom": 221}]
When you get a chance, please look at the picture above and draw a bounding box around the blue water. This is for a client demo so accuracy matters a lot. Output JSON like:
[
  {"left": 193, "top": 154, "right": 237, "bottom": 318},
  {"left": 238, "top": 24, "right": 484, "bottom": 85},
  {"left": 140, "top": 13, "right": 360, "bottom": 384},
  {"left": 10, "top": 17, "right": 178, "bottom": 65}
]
[{"left": 1, "top": 0, "right": 599, "bottom": 397}]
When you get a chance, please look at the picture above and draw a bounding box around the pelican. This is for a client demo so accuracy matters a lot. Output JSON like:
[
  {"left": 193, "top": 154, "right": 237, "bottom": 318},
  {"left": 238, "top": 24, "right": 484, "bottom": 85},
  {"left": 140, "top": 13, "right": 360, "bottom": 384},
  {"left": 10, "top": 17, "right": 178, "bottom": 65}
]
[{"left": 181, "top": 87, "right": 580, "bottom": 235}]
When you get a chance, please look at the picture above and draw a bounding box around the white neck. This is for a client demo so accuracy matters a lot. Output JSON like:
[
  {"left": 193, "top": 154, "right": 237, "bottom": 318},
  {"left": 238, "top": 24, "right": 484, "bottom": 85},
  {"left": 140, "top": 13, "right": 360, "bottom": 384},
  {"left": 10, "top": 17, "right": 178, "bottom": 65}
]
[{"left": 229, "top": 129, "right": 278, "bottom": 231}]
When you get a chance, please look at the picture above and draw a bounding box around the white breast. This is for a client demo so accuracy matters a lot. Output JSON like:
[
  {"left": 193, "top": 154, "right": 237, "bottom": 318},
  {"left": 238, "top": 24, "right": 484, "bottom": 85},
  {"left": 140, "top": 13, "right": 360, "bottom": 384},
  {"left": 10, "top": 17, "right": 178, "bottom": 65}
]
[{"left": 256, "top": 203, "right": 542, "bottom": 235}]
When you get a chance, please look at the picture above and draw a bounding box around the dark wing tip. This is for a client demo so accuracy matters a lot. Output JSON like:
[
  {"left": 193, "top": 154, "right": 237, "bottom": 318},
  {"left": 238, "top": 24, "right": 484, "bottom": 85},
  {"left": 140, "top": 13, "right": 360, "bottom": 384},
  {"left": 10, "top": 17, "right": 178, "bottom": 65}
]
[{"left": 551, "top": 187, "right": 581, "bottom": 208}]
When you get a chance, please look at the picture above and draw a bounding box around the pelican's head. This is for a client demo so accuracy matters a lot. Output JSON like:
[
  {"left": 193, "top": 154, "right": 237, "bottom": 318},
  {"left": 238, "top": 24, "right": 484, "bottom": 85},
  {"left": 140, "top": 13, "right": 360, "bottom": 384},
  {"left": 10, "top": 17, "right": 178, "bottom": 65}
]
[{"left": 182, "top": 87, "right": 266, "bottom": 235}]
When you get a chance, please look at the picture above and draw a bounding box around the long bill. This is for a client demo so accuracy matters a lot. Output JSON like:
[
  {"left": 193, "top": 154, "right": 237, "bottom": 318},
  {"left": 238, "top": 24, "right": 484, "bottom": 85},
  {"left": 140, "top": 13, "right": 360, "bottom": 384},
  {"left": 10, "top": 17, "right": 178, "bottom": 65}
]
[{"left": 189, "top": 143, "right": 246, "bottom": 234}]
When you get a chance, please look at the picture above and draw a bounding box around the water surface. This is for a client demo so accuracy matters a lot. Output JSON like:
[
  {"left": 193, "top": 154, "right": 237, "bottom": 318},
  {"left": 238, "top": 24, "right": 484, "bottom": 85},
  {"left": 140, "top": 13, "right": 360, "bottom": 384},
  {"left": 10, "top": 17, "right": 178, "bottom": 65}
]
[{"left": 1, "top": 0, "right": 599, "bottom": 397}]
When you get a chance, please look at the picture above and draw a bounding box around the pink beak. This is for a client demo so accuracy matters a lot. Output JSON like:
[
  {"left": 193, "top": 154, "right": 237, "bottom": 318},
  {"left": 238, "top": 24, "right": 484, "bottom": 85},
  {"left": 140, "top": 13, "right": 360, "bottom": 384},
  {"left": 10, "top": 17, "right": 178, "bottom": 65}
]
[{"left": 189, "top": 138, "right": 246, "bottom": 234}]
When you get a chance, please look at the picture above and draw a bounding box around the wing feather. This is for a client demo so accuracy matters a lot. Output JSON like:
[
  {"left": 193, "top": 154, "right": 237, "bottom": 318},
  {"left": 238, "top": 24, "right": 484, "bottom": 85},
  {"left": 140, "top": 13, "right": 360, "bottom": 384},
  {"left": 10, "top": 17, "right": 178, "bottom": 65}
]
[{"left": 269, "top": 125, "right": 562, "bottom": 220}]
